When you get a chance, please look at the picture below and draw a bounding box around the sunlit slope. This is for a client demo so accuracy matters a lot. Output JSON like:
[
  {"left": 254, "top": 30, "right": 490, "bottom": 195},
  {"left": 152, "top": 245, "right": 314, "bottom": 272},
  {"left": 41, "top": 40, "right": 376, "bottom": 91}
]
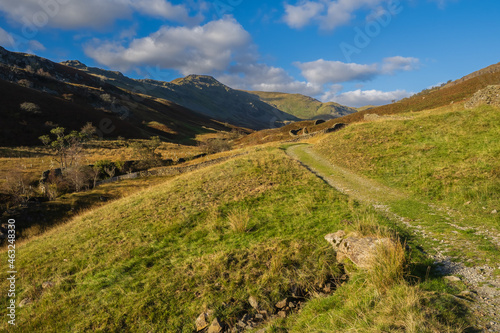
[
  {"left": 314, "top": 105, "right": 500, "bottom": 229},
  {"left": 248, "top": 91, "right": 357, "bottom": 120},
  {"left": 1, "top": 148, "right": 352, "bottom": 332}
]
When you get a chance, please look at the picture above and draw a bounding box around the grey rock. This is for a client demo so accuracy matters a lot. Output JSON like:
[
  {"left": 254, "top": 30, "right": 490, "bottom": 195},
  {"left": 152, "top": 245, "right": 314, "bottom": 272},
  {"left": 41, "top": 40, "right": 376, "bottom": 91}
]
[{"left": 325, "top": 230, "right": 396, "bottom": 269}]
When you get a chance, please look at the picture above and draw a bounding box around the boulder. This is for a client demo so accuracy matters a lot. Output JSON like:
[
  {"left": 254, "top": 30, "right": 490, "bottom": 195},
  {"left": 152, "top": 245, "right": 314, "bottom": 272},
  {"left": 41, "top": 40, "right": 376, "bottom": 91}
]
[{"left": 325, "top": 230, "right": 395, "bottom": 269}]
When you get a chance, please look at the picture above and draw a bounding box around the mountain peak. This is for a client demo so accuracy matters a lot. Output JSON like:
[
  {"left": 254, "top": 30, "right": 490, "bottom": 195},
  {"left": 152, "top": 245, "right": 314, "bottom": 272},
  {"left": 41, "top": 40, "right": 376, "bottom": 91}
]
[
  {"left": 60, "top": 60, "right": 87, "bottom": 69},
  {"left": 171, "top": 74, "right": 224, "bottom": 87}
]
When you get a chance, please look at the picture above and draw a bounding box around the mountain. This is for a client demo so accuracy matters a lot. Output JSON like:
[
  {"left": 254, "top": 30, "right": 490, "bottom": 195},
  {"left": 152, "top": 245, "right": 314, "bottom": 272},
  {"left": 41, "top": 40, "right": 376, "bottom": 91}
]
[
  {"left": 61, "top": 61, "right": 357, "bottom": 127},
  {"left": 319, "top": 60, "right": 500, "bottom": 124},
  {"left": 246, "top": 91, "right": 357, "bottom": 120},
  {"left": 60, "top": 61, "right": 300, "bottom": 129},
  {"left": 0, "top": 47, "right": 241, "bottom": 146},
  {"left": 238, "top": 60, "right": 500, "bottom": 145}
]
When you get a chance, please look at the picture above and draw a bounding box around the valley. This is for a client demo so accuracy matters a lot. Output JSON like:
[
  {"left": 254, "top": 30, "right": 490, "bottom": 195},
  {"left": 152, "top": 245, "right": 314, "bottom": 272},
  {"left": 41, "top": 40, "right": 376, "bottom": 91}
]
[{"left": 0, "top": 47, "right": 499, "bottom": 332}]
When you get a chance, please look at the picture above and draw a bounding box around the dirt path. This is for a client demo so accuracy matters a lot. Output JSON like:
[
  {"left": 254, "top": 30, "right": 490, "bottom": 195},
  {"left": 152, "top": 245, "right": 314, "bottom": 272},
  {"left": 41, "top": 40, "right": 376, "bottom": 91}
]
[{"left": 287, "top": 143, "right": 500, "bottom": 332}]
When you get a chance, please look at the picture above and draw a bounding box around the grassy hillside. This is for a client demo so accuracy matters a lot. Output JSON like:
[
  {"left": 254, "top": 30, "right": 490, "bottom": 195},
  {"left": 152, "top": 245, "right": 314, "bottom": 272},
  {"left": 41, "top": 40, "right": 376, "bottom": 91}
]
[
  {"left": 315, "top": 105, "right": 500, "bottom": 219},
  {"left": 0, "top": 147, "right": 470, "bottom": 332},
  {"left": 313, "top": 104, "right": 500, "bottom": 263},
  {"left": 248, "top": 91, "right": 357, "bottom": 120}
]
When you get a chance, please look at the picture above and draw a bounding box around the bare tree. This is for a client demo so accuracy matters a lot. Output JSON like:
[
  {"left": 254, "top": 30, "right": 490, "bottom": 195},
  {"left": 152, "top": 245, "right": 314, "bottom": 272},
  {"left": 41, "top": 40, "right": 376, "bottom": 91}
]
[{"left": 4, "top": 171, "right": 35, "bottom": 204}]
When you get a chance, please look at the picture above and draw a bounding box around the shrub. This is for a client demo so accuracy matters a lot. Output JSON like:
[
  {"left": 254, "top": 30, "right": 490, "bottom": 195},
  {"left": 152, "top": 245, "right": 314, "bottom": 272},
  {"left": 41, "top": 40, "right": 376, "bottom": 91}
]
[
  {"left": 199, "top": 138, "right": 232, "bottom": 155},
  {"left": 20, "top": 102, "right": 41, "bottom": 114}
]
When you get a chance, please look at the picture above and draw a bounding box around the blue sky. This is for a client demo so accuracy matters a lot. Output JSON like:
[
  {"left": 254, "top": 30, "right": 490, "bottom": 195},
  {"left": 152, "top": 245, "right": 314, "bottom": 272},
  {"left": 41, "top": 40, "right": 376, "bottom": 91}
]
[{"left": 0, "top": 0, "right": 499, "bottom": 107}]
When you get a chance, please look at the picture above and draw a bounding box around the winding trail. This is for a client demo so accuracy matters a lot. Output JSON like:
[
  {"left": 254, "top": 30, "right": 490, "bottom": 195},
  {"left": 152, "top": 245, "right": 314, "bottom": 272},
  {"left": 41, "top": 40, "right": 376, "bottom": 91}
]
[{"left": 286, "top": 143, "right": 500, "bottom": 332}]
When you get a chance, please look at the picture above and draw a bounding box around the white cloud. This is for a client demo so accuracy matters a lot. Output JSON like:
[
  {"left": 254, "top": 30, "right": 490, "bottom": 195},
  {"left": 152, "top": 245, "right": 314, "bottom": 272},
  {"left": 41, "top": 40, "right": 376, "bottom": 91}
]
[
  {"left": 0, "top": 0, "right": 201, "bottom": 30},
  {"left": 296, "top": 56, "right": 420, "bottom": 85},
  {"left": 0, "top": 27, "right": 15, "bottom": 46},
  {"left": 283, "top": 1, "right": 325, "bottom": 29},
  {"left": 0, "top": 26, "right": 45, "bottom": 51},
  {"left": 85, "top": 17, "right": 252, "bottom": 75},
  {"left": 325, "top": 89, "right": 413, "bottom": 107},
  {"left": 283, "top": 0, "right": 389, "bottom": 30},
  {"left": 381, "top": 56, "right": 420, "bottom": 74},
  {"left": 296, "top": 59, "right": 379, "bottom": 85},
  {"left": 218, "top": 63, "right": 323, "bottom": 96},
  {"left": 130, "top": 0, "right": 203, "bottom": 25}
]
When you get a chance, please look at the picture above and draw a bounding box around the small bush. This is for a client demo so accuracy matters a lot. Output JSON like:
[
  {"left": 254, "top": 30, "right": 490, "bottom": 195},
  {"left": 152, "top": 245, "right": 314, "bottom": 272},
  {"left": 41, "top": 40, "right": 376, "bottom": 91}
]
[
  {"left": 199, "top": 138, "right": 232, "bottom": 155},
  {"left": 20, "top": 102, "right": 41, "bottom": 114}
]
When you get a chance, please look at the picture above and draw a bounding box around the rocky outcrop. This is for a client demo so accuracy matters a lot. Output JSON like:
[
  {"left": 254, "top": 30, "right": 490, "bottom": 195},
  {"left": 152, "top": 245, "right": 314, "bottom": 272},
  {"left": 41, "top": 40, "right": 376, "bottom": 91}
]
[
  {"left": 325, "top": 230, "right": 395, "bottom": 269},
  {"left": 465, "top": 85, "right": 500, "bottom": 109}
]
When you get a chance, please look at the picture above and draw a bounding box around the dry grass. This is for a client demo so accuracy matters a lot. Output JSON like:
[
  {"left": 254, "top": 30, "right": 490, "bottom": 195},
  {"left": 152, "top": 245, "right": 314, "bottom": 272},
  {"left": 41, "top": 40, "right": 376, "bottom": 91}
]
[{"left": 227, "top": 207, "right": 251, "bottom": 233}]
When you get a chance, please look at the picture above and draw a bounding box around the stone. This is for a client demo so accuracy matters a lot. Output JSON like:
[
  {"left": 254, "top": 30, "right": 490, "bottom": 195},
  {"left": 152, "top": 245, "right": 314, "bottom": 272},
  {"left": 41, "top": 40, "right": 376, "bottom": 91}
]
[
  {"left": 19, "top": 298, "right": 33, "bottom": 307},
  {"left": 258, "top": 309, "right": 268, "bottom": 316},
  {"left": 325, "top": 230, "right": 396, "bottom": 269},
  {"left": 275, "top": 298, "right": 289, "bottom": 309},
  {"left": 324, "top": 230, "right": 346, "bottom": 248},
  {"left": 444, "top": 276, "right": 461, "bottom": 282},
  {"left": 195, "top": 312, "right": 209, "bottom": 331},
  {"left": 248, "top": 295, "right": 259, "bottom": 310},
  {"left": 254, "top": 313, "right": 264, "bottom": 320},
  {"left": 207, "top": 318, "right": 223, "bottom": 333},
  {"left": 465, "top": 85, "right": 500, "bottom": 109},
  {"left": 277, "top": 310, "right": 287, "bottom": 318},
  {"left": 492, "top": 210, "right": 498, "bottom": 214},
  {"left": 42, "top": 281, "right": 55, "bottom": 289}
]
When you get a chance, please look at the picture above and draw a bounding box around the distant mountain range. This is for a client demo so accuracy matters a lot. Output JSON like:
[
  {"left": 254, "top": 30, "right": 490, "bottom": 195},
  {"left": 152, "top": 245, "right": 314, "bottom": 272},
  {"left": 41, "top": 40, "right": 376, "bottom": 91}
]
[
  {"left": 60, "top": 60, "right": 357, "bottom": 126},
  {"left": 0, "top": 45, "right": 358, "bottom": 146}
]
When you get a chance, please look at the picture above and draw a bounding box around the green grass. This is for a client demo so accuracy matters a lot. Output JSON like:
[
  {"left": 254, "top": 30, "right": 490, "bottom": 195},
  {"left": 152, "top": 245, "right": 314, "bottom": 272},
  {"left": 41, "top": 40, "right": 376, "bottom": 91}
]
[
  {"left": 249, "top": 91, "right": 356, "bottom": 119},
  {"left": 0, "top": 147, "right": 471, "bottom": 332},
  {"left": 314, "top": 105, "right": 500, "bottom": 255}
]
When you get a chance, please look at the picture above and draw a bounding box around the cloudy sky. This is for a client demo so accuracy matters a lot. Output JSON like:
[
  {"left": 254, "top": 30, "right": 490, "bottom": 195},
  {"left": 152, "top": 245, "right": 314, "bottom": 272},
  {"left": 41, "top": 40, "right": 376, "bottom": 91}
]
[{"left": 0, "top": 0, "right": 499, "bottom": 107}]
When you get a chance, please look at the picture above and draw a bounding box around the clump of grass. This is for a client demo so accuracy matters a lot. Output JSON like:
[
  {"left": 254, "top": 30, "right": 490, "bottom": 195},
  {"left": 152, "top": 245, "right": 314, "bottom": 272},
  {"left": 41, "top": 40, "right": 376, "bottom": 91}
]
[
  {"left": 227, "top": 207, "right": 251, "bottom": 233},
  {"left": 367, "top": 238, "right": 406, "bottom": 293}
]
